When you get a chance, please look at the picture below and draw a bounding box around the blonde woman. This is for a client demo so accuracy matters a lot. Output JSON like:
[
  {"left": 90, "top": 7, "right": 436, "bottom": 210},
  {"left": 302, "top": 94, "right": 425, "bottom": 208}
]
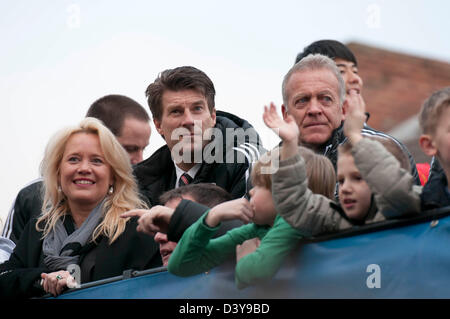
[{"left": 0, "top": 118, "right": 161, "bottom": 298}]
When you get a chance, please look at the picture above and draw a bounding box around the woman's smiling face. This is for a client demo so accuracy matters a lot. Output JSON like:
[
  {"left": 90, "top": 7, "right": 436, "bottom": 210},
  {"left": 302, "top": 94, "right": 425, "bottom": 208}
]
[{"left": 59, "top": 132, "right": 113, "bottom": 211}]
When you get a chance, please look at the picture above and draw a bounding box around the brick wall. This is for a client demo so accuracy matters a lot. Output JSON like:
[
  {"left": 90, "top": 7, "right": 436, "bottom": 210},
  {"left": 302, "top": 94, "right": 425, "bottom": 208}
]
[{"left": 347, "top": 42, "right": 450, "bottom": 133}]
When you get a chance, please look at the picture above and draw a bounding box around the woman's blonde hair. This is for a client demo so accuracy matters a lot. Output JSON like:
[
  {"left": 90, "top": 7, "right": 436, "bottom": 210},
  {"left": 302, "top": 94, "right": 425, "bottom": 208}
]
[
  {"left": 251, "top": 146, "right": 336, "bottom": 199},
  {"left": 36, "top": 117, "right": 148, "bottom": 244}
]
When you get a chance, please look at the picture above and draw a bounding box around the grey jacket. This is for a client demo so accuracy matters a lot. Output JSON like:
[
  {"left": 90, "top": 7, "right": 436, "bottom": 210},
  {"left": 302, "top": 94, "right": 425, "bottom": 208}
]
[{"left": 273, "top": 138, "right": 421, "bottom": 237}]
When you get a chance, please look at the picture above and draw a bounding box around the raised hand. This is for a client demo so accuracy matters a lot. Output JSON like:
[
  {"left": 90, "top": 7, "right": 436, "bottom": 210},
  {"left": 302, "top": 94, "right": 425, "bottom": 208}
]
[
  {"left": 40, "top": 270, "right": 72, "bottom": 297},
  {"left": 263, "top": 102, "right": 299, "bottom": 144},
  {"left": 263, "top": 102, "right": 300, "bottom": 160},
  {"left": 205, "top": 198, "right": 254, "bottom": 228},
  {"left": 343, "top": 90, "right": 366, "bottom": 145},
  {"left": 121, "top": 206, "right": 175, "bottom": 236}
]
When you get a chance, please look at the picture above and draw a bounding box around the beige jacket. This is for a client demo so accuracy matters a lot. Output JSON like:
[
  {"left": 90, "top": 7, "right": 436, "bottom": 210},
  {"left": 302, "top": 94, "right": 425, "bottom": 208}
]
[{"left": 272, "top": 138, "right": 421, "bottom": 237}]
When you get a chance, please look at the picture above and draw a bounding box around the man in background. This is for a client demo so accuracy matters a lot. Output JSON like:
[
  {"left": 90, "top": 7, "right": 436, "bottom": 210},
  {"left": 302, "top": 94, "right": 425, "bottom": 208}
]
[
  {"left": 85, "top": 94, "right": 151, "bottom": 165},
  {"left": 285, "top": 39, "right": 419, "bottom": 184}
]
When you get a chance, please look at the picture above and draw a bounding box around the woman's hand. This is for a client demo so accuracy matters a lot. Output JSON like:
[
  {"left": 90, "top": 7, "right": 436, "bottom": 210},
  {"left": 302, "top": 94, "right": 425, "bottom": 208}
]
[{"left": 40, "top": 270, "right": 72, "bottom": 297}]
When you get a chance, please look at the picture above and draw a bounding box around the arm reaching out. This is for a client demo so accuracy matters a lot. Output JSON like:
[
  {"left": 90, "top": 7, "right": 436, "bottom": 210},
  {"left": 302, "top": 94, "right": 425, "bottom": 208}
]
[
  {"left": 205, "top": 198, "right": 254, "bottom": 228},
  {"left": 121, "top": 206, "right": 175, "bottom": 236}
]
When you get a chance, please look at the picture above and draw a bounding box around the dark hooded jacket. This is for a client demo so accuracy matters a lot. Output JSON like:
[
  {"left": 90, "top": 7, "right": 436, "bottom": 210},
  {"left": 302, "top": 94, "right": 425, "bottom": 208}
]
[
  {"left": 133, "top": 110, "right": 266, "bottom": 206},
  {"left": 421, "top": 167, "right": 450, "bottom": 210},
  {"left": 1, "top": 179, "right": 43, "bottom": 245}
]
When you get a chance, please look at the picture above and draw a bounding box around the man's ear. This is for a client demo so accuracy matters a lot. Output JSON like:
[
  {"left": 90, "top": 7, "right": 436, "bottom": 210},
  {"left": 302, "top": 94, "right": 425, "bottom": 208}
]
[
  {"left": 281, "top": 104, "right": 288, "bottom": 120},
  {"left": 342, "top": 100, "right": 348, "bottom": 120},
  {"left": 419, "top": 134, "right": 437, "bottom": 157},
  {"left": 153, "top": 118, "right": 164, "bottom": 138},
  {"left": 210, "top": 107, "right": 216, "bottom": 126}
]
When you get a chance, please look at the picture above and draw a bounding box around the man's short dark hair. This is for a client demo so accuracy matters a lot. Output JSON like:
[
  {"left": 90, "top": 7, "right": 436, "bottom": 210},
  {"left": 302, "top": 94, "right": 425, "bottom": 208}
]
[
  {"left": 145, "top": 66, "right": 216, "bottom": 121},
  {"left": 295, "top": 40, "right": 358, "bottom": 66},
  {"left": 86, "top": 94, "right": 150, "bottom": 136},
  {"left": 159, "top": 183, "right": 232, "bottom": 208}
]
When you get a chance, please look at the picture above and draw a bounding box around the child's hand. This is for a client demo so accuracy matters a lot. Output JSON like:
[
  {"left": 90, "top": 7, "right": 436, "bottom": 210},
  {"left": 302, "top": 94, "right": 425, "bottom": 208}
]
[
  {"left": 205, "top": 198, "right": 254, "bottom": 228},
  {"left": 236, "top": 238, "right": 261, "bottom": 262},
  {"left": 343, "top": 90, "right": 366, "bottom": 145},
  {"left": 263, "top": 102, "right": 299, "bottom": 144},
  {"left": 121, "top": 206, "right": 174, "bottom": 236},
  {"left": 263, "top": 102, "right": 299, "bottom": 160}
]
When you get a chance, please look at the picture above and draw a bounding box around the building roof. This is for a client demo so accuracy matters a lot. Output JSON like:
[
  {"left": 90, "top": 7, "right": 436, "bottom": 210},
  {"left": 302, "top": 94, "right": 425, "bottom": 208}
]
[
  {"left": 347, "top": 42, "right": 450, "bottom": 163},
  {"left": 347, "top": 42, "right": 450, "bottom": 132}
]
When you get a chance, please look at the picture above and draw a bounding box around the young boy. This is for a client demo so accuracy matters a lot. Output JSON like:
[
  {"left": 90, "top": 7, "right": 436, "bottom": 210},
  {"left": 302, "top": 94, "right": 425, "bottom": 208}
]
[
  {"left": 155, "top": 183, "right": 233, "bottom": 266},
  {"left": 417, "top": 87, "right": 450, "bottom": 209},
  {"left": 167, "top": 109, "right": 336, "bottom": 288}
]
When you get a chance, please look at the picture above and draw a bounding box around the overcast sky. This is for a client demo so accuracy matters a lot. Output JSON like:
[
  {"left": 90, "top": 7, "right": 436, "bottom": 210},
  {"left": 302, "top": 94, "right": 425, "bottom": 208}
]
[{"left": 1, "top": 0, "right": 449, "bottom": 227}]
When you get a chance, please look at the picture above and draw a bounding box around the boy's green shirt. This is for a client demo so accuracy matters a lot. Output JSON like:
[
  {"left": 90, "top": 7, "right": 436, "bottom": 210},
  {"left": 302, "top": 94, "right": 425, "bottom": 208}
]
[{"left": 168, "top": 211, "right": 303, "bottom": 289}]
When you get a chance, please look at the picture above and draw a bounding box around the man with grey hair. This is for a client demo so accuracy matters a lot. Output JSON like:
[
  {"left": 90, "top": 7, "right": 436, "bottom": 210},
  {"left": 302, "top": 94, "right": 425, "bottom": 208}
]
[
  {"left": 292, "top": 40, "right": 419, "bottom": 184},
  {"left": 280, "top": 53, "right": 348, "bottom": 167},
  {"left": 280, "top": 53, "right": 419, "bottom": 183}
]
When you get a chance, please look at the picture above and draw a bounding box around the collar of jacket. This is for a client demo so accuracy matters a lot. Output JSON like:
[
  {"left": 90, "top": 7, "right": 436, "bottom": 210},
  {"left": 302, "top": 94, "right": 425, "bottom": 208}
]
[
  {"left": 215, "top": 110, "right": 265, "bottom": 156},
  {"left": 318, "top": 122, "right": 345, "bottom": 169},
  {"left": 421, "top": 169, "right": 450, "bottom": 210},
  {"left": 362, "top": 194, "right": 379, "bottom": 223},
  {"left": 277, "top": 122, "right": 345, "bottom": 153},
  {"left": 133, "top": 110, "right": 260, "bottom": 190},
  {"left": 133, "top": 144, "right": 175, "bottom": 187},
  {"left": 330, "top": 193, "right": 378, "bottom": 226}
]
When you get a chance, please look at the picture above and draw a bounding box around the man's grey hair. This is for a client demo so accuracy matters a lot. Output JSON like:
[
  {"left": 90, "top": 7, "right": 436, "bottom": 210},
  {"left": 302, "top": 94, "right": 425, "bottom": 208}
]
[{"left": 282, "top": 53, "right": 346, "bottom": 108}]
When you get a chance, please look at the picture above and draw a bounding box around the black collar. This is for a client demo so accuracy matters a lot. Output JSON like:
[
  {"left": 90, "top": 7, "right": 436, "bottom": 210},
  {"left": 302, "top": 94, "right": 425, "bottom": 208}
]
[{"left": 330, "top": 194, "right": 377, "bottom": 226}]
